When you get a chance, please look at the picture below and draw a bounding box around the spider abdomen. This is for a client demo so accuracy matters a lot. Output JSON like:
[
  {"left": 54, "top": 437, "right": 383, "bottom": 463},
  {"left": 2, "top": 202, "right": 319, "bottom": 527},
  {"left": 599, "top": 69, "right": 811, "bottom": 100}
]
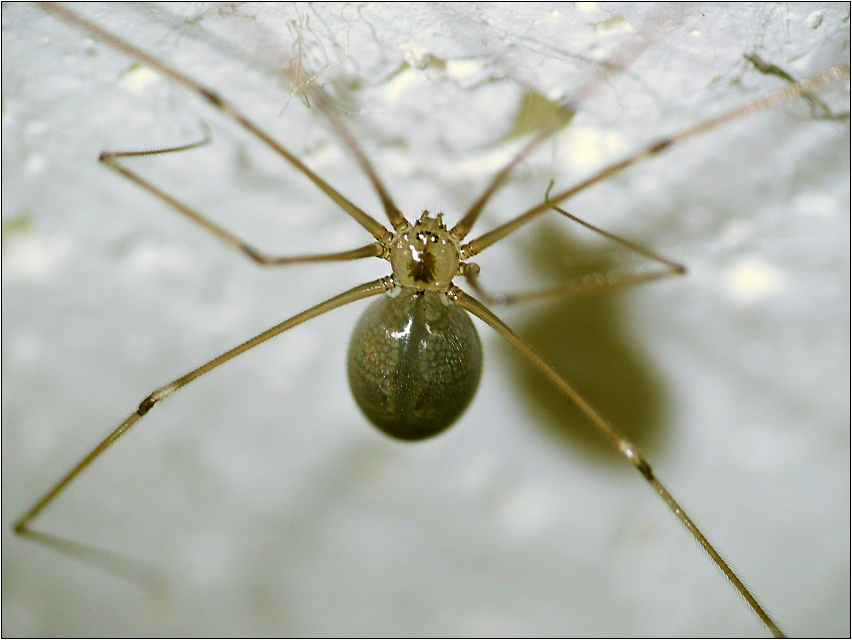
[{"left": 347, "top": 288, "right": 482, "bottom": 440}]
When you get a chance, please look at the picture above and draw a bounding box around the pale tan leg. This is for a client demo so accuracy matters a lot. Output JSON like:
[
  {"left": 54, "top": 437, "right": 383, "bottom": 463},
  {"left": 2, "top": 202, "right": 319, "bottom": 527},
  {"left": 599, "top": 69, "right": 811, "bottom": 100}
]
[
  {"left": 450, "top": 5, "right": 693, "bottom": 240},
  {"left": 462, "top": 64, "right": 850, "bottom": 260},
  {"left": 99, "top": 144, "right": 384, "bottom": 266},
  {"left": 451, "top": 286, "right": 786, "bottom": 638},
  {"left": 463, "top": 182, "right": 685, "bottom": 305},
  {"left": 14, "top": 277, "right": 391, "bottom": 584}
]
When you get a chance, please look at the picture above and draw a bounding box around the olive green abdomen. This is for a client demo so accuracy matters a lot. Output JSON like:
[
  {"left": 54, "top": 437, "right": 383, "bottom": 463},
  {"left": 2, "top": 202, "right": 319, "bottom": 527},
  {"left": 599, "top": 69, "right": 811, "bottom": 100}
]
[{"left": 347, "top": 288, "right": 483, "bottom": 440}]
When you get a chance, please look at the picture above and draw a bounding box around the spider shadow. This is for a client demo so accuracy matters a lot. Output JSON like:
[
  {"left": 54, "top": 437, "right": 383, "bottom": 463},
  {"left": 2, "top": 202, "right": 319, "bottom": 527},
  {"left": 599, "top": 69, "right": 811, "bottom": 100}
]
[{"left": 499, "top": 221, "right": 671, "bottom": 463}]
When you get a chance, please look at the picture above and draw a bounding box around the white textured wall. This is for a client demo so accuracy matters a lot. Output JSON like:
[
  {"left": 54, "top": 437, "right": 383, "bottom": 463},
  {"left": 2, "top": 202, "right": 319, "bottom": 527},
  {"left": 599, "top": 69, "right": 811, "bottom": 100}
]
[{"left": 3, "top": 3, "right": 849, "bottom": 636}]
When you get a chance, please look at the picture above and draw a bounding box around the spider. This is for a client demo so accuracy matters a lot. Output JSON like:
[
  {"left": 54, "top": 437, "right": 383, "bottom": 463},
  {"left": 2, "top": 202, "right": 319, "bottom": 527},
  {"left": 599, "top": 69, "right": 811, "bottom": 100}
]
[{"left": 4, "top": 3, "right": 849, "bottom": 636}]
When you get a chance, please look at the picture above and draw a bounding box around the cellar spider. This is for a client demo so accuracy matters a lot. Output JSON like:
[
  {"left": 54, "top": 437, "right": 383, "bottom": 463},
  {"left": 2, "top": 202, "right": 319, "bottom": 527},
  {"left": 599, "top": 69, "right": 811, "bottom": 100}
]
[{"left": 3, "top": 3, "right": 849, "bottom": 636}]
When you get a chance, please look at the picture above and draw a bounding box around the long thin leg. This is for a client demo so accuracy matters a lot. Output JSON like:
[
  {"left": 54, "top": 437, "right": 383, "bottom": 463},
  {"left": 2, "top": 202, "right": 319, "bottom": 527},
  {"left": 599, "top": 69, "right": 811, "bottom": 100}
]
[
  {"left": 40, "top": 2, "right": 393, "bottom": 244},
  {"left": 450, "top": 4, "right": 693, "bottom": 241},
  {"left": 465, "top": 262, "right": 681, "bottom": 306},
  {"left": 461, "top": 63, "right": 850, "bottom": 260},
  {"left": 14, "top": 277, "right": 391, "bottom": 576},
  {"left": 450, "top": 286, "right": 786, "bottom": 638},
  {"left": 464, "top": 182, "right": 685, "bottom": 305},
  {"left": 311, "top": 91, "right": 408, "bottom": 231},
  {"left": 100, "top": 145, "right": 384, "bottom": 266},
  {"left": 744, "top": 53, "right": 850, "bottom": 121}
]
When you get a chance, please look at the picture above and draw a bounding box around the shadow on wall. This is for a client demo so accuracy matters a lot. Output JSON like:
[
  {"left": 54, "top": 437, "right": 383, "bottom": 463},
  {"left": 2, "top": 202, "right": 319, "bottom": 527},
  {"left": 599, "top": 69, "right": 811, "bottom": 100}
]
[{"left": 498, "top": 221, "right": 672, "bottom": 463}]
